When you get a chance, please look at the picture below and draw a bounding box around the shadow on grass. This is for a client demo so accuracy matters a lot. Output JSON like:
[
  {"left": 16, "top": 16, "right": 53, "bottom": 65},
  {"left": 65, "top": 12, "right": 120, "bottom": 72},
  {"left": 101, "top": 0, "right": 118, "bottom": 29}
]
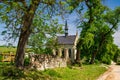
[
  {"left": 1, "top": 65, "right": 25, "bottom": 80},
  {"left": 0, "top": 64, "right": 54, "bottom": 80}
]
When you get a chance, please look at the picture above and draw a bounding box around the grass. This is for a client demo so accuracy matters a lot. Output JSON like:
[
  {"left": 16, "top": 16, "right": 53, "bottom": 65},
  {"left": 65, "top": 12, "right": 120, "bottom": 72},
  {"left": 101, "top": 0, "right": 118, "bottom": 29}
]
[
  {"left": 0, "top": 46, "right": 16, "bottom": 53},
  {"left": 0, "top": 63, "right": 107, "bottom": 80},
  {"left": 0, "top": 46, "right": 31, "bottom": 53},
  {"left": 43, "top": 64, "right": 107, "bottom": 80}
]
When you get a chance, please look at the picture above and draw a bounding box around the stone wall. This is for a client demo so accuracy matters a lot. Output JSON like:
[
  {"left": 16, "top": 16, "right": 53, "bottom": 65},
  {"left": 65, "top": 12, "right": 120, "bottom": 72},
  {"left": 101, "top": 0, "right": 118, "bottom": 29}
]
[{"left": 29, "top": 54, "right": 67, "bottom": 70}]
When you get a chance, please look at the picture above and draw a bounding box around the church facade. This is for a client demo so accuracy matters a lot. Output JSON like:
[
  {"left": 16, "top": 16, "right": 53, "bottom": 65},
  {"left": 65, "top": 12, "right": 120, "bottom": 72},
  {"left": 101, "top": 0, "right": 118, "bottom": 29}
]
[{"left": 53, "top": 21, "right": 79, "bottom": 63}]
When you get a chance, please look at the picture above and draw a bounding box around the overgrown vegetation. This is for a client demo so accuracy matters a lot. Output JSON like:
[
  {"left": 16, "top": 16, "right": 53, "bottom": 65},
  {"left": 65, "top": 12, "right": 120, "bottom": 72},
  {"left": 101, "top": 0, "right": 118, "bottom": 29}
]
[{"left": 0, "top": 63, "right": 107, "bottom": 80}]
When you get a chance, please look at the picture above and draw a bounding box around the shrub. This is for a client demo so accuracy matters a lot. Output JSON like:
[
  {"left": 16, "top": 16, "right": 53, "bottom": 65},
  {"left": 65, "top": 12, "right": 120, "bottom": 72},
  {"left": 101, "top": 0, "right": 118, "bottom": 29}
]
[
  {"left": 24, "top": 57, "right": 30, "bottom": 66},
  {"left": 114, "top": 50, "right": 120, "bottom": 65},
  {"left": 102, "top": 58, "right": 111, "bottom": 65}
]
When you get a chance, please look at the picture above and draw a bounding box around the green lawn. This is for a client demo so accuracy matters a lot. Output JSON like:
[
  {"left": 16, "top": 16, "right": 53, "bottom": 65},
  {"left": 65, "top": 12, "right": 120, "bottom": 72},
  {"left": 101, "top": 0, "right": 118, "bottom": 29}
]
[
  {"left": 0, "top": 63, "right": 107, "bottom": 80},
  {"left": 43, "top": 64, "right": 107, "bottom": 80},
  {"left": 0, "top": 46, "right": 31, "bottom": 53},
  {"left": 0, "top": 46, "right": 16, "bottom": 53}
]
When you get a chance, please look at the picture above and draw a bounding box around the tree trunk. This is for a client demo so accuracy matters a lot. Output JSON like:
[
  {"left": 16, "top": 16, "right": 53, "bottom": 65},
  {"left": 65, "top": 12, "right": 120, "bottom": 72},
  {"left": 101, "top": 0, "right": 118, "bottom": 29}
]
[
  {"left": 15, "top": 30, "right": 30, "bottom": 68},
  {"left": 90, "top": 50, "right": 97, "bottom": 64},
  {"left": 15, "top": 1, "right": 39, "bottom": 68},
  {"left": 89, "top": 36, "right": 105, "bottom": 64}
]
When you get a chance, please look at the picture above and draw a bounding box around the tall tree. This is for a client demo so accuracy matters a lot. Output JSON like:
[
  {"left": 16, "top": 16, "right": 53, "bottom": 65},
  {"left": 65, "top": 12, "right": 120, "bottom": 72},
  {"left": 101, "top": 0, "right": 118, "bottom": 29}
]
[
  {"left": 75, "top": 0, "right": 106, "bottom": 64},
  {"left": 89, "top": 7, "right": 120, "bottom": 64},
  {"left": 75, "top": 0, "right": 120, "bottom": 64},
  {"left": 0, "top": 0, "right": 66, "bottom": 68}
]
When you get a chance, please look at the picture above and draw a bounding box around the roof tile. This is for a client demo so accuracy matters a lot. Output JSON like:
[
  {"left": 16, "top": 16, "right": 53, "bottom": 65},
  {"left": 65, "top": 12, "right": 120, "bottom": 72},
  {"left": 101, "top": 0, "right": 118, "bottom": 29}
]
[{"left": 57, "top": 35, "right": 76, "bottom": 45}]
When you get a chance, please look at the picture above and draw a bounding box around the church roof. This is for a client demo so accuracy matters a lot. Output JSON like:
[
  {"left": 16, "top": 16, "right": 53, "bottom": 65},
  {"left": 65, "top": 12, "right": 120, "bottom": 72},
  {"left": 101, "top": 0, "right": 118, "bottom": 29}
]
[{"left": 57, "top": 35, "right": 76, "bottom": 45}]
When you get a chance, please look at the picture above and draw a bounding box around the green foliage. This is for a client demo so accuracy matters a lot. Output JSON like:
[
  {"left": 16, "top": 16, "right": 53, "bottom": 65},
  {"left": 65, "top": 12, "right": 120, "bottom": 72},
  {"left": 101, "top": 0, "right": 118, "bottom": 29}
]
[
  {"left": 0, "top": 0, "right": 66, "bottom": 42},
  {"left": 44, "top": 48, "right": 53, "bottom": 54},
  {"left": 0, "top": 0, "right": 67, "bottom": 67},
  {"left": 28, "top": 17, "right": 63, "bottom": 54},
  {"left": 101, "top": 55, "right": 111, "bottom": 64},
  {"left": 96, "top": 43, "right": 115, "bottom": 64},
  {"left": 104, "top": 7, "right": 120, "bottom": 28},
  {"left": 82, "top": 32, "right": 94, "bottom": 48},
  {"left": 114, "top": 49, "right": 120, "bottom": 65},
  {"left": 76, "top": 0, "right": 120, "bottom": 64},
  {"left": 24, "top": 57, "right": 30, "bottom": 66}
]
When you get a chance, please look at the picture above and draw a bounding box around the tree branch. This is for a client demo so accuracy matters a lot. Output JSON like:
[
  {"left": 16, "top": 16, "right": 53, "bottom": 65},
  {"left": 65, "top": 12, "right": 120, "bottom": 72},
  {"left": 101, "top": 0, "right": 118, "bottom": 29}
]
[
  {"left": 104, "top": 19, "right": 118, "bottom": 37},
  {"left": 85, "top": 0, "right": 94, "bottom": 24}
]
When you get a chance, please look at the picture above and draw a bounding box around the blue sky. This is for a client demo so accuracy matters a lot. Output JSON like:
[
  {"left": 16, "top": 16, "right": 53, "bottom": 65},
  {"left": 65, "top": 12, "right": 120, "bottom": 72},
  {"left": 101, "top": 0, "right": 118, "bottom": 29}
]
[
  {"left": 105, "top": 0, "right": 120, "bottom": 9},
  {"left": 0, "top": 0, "right": 120, "bottom": 47}
]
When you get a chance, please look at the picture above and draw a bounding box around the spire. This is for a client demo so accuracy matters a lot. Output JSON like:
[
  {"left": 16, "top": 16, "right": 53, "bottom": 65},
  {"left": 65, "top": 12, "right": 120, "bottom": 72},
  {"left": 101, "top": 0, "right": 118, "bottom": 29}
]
[{"left": 65, "top": 20, "right": 68, "bottom": 37}]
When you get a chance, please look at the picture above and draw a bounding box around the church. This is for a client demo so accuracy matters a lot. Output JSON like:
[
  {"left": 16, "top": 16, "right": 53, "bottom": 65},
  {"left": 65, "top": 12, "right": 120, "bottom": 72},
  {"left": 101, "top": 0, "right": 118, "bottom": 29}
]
[{"left": 53, "top": 21, "right": 79, "bottom": 62}]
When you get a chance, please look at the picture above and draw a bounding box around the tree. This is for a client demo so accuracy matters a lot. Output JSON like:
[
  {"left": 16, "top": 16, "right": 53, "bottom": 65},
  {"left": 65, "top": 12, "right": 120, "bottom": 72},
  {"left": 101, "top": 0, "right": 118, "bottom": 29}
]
[
  {"left": 75, "top": 0, "right": 120, "bottom": 64},
  {"left": 0, "top": 0, "right": 67, "bottom": 68},
  {"left": 91, "top": 7, "right": 120, "bottom": 64},
  {"left": 75, "top": 0, "right": 106, "bottom": 64}
]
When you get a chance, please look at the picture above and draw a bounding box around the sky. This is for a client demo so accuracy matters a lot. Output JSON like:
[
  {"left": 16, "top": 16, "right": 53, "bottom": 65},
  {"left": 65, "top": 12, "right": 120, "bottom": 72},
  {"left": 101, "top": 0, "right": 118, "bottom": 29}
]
[{"left": 0, "top": 0, "right": 120, "bottom": 47}]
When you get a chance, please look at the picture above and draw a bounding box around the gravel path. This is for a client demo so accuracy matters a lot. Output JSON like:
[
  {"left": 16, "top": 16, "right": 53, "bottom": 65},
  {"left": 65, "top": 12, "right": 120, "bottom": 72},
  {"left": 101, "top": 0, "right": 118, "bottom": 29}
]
[{"left": 97, "top": 65, "right": 120, "bottom": 80}]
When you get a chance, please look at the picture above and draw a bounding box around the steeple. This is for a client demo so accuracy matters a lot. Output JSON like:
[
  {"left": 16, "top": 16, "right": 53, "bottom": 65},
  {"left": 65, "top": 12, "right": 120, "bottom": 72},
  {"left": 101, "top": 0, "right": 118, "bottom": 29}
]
[{"left": 65, "top": 20, "right": 68, "bottom": 37}]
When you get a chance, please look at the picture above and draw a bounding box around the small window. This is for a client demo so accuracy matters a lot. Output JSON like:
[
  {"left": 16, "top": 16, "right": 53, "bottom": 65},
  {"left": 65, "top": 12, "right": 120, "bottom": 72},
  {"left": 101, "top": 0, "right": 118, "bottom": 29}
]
[
  {"left": 69, "top": 49, "right": 71, "bottom": 58},
  {"left": 62, "top": 49, "right": 64, "bottom": 58}
]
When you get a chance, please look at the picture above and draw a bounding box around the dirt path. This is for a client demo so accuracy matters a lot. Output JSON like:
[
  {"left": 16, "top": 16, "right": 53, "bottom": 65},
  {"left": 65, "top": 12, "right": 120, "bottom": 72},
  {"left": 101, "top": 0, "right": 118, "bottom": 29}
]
[{"left": 97, "top": 65, "right": 120, "bottom": 80}]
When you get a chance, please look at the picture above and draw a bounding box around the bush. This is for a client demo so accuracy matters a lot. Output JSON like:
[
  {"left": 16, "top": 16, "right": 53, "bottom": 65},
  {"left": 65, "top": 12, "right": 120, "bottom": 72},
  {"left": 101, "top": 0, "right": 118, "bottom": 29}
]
[
  {"left": 114, "top": 50, "right": 120, "bottom": 65},
  {"left": 94, "top": 60, "right": 100, "bottom": 64},
  {"left": 24, "top": 57, "right": 30, "bottom": 66},
  {"left": 102, "top": 58, "right": 111, "bottom": 65}
]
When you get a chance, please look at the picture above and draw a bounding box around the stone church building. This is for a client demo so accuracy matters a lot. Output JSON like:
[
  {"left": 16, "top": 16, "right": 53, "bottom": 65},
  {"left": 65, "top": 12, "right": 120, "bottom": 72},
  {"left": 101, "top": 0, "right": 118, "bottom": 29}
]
[{"left": 53, "top": 21, "right": 79, "bottom": 62}]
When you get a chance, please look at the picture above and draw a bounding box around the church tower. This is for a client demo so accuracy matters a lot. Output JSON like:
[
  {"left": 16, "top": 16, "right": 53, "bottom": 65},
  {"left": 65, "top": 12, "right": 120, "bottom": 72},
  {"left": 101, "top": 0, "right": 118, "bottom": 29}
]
[{"left": 65, "top": 20, "right": 68, "bottom": 37}]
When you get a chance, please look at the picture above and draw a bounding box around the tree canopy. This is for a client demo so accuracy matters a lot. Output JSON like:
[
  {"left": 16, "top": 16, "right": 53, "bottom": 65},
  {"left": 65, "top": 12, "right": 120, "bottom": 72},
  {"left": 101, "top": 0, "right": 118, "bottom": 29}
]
[
  {"left": 0, "top": 0, "right": 69, "bottom": 68},
  {"left": 75, "top": 0, "right": 120, "bottom": 64}
]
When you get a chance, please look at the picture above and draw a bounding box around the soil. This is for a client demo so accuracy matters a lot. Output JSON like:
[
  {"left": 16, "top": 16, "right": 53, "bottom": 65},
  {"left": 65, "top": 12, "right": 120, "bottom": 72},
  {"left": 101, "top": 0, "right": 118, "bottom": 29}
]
[{"left": 97, "top": 64, "right": 120, "bottom": 80}]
